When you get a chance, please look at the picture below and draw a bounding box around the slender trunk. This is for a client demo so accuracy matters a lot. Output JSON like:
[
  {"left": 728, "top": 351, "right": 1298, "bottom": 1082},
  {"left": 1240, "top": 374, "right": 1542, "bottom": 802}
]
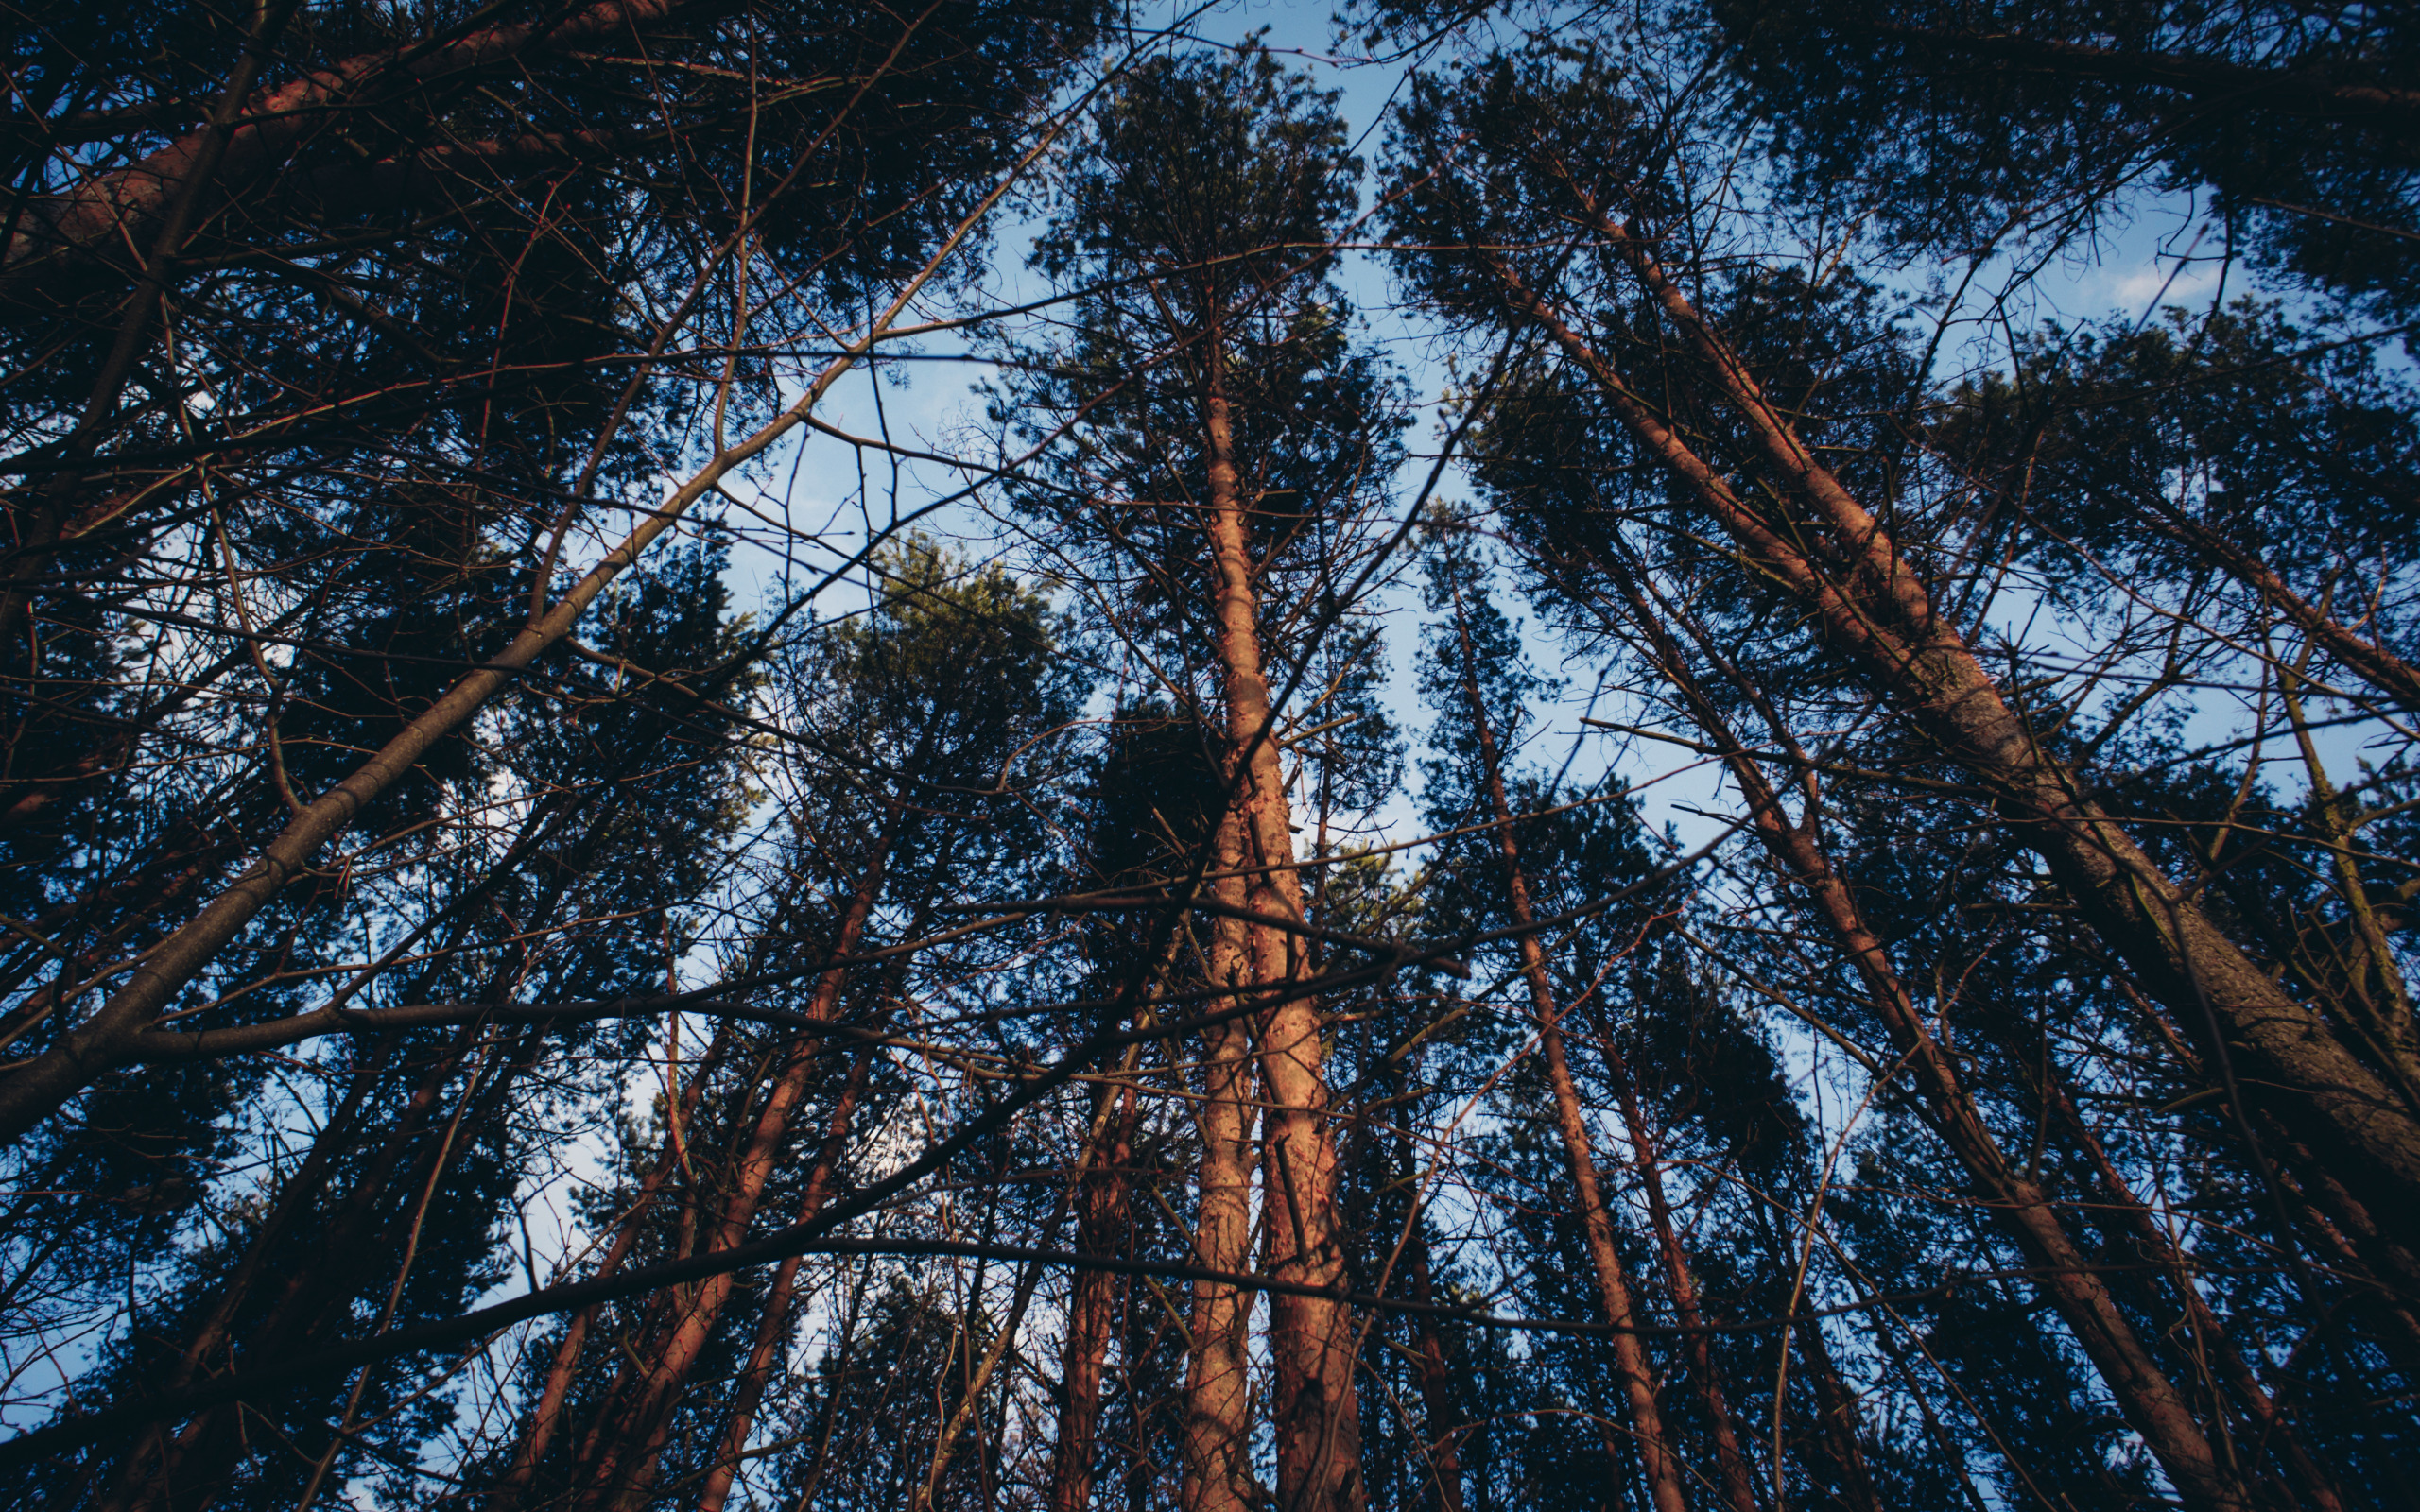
[
  {"left": 576, "top": 833, "right": 893, "bottom": 1510},
  {"left": 90, "top": 1041, "right": 388, "bottom": 1512},
  {"left": 1598, "top": 1033, "right": 1760, "bottom": 1512},
  {"left": 1791, "top": 1314, "right": 1881, "bottom": 1512},
  {"left": 1443, "top": 613, "right": 1688, "bottom": 1512},
  {"left": 691, "top": 1050, "right": 873, "bottom": 1512},
  {"left": 2026, "top": 1051, "right": 2346, "bottom": 1512},
  {"left": 913, "top": 1053, "right": 1135, "bottom": 1512},
  {"left": 1488, "top": 215, "right": 2420, "bottom": 1252},
  {"left": 105, "top": 1022, "right": 496, "bottom": 1512},
  {"left": 1541, "top": 528, "right": 2251, "bottom": 1512},
  {"left": 1197, "top": 336, "right": 1364, "bottom": 1512},
  {"left": 490, "top": 1026, "right": 735, "bottom": 1509},
  {"left": 1049, "top": 1077, "right": 1140, "bottom": 1512},
  {"left": 1180, "top": 808, "right": 1259, "bottom": 1512},
  {"left": 1391, "top": 1091, "right": 1466, "bottom": 1512}
]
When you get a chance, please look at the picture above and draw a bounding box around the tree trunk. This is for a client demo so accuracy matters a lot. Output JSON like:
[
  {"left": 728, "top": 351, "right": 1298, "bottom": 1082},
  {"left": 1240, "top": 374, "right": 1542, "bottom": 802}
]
[
  {"left": 1390, "top": 1084, "right": 1466, "bottom": 1512},
  {"left": 689, "top": 1049, "right": 873, "bottom": 1512},
  {"left": 2025, "top": 1043, "right": 2346, "bottom": 1512},
  {"left": 1598, "top": 1032, "right": 1761, "bottom": 1512},
  {"left": 1191, "top": 335, "right": 1365, "bottom": 1512},
  {"left": 573, "top": 832, "right": 893, "bottom": 1510},
  {"left": 491, "top": 1028, "right": 734, "bottom": 1510},
  {"left": 1049, "top": 1077, "right": 1140, "bottom": 1512},
  {"left": 1535, "top": 186, "right": 2420, "bottom": 1240},
  {"left": 1442, "top": 606, "right": 1689, "bottom": 1512},
  {"left": 1792, "top": 1312, "right": 1883, "bottom": 1512},
  {"left": 1180, "top": 803, "right": 1261, "bottom": 1512},
  {"left": 1524, "top": 515, "right": 2252, "bottom": 1512}
]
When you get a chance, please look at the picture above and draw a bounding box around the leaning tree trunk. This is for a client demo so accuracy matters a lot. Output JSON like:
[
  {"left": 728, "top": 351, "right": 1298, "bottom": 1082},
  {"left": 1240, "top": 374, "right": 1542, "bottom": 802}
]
[
  {"left": 1542, "top": 175, "right": 2420, "bottom": 1245},
  {"left": 1528, "top": 516, "right": 2255, "bottom": 1512},
  {"left": 1443, "top": 603, "right": 1689, "bottom": 1512},
  {"left": 568, "top": 827, "right": 894, "bottom": 1511},
  {"left": 690, "top": 1049, "right": 873, "bottom": 1512}
]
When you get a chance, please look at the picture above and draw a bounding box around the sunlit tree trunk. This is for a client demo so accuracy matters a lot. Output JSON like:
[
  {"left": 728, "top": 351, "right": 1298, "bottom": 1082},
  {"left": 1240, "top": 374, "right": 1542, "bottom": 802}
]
[
  {"left": 1519, "top": 503, "right": 2252, "bottom": 1512},
  {"left": 1198, "top": 338, "right": 1365, "bottom": 1512}
]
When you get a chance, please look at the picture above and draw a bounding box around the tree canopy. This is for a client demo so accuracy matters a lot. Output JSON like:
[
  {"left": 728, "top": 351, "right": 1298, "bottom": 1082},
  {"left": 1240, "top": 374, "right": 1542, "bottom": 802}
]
[{"left": 2, "top": 2, "right": 2415, "bottom": 1509}]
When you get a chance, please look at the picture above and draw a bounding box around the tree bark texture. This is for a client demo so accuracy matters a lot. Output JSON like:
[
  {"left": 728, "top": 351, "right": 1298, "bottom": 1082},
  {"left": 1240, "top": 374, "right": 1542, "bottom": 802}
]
[{"left": 1198, "top": 345, "right": 1365, "bottom": 1512}]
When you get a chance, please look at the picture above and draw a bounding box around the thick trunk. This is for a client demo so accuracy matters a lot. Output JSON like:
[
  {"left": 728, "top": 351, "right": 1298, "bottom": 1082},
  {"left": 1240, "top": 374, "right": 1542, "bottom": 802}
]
[
  {"left": 1181, "top": 338, "right": 1374, "bottom": 1509},
  {"left": 1543, "top": 196, "right": 2420, "bottom": 1235},
  {"left": 1186, "top": 341, "right": 1364, "bottom": 1512}
]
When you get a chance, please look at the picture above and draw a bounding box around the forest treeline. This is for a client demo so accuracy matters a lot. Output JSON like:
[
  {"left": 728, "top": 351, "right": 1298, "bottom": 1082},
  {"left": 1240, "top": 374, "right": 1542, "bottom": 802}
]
[{"left": 1, "top": 1, "right": 2414, "bottom": 1508}]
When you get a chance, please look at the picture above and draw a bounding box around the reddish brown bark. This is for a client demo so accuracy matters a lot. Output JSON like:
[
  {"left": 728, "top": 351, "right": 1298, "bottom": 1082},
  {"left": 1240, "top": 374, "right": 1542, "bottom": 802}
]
[
  {"left": 570, "top": 834, "right": 891, "bottom": 1511},
  {"left": 691, "top": 1050, "right": 873, "bottom": 1512},
  {"left": 1181, "top": 814, "right": 1261, "bottom": 1512},
  {"left": 1531, "top": 185, "right": 2420, "bottom": 1232},
  {"left": 1524, "top": 510, "right": 2249, "bottom": 1511},
  {"left": 1441, "top": 605, "right": 1687, "bottom": 1512},
  {"left": 490, "top": 1026, "right": 734, "bottom": 1509},
  {"left": 1195, "top": 341, "right": 1364, "bottom": 1512},
  {"left": 1048, "top": 1078, "right": 1140, "bottom": 1512}
]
